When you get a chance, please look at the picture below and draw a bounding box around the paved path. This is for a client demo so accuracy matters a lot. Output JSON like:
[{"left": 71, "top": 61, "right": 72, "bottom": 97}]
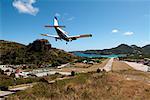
[
  {"left": 124, "top": 61, "right": 149, "bottom": 72},
  {"left": 9, "top": 85, "right": 32, "bottom": 91},
  {"left": 0, "top": 91, "right": 15, "bottom": 99},
  {"left": 0, "top": 84, "right": 33, "bottom": 99},
  {"left": 103, "top": 58, "right": 114, "bottom": 72},
  {"left": 48, "top": 77, "right": 72, "bottom": 84}
]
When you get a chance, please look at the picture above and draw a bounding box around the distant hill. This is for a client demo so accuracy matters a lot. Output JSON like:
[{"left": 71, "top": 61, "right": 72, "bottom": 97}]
[
  {"left": 73, "top": 44, "right": 150, "bottom": 58},
  {"left": 142, "top": 45, "right": 150, "bottom": 55},
  {"left": 0, "top": 39, "right": 76, "bottom": 66}
]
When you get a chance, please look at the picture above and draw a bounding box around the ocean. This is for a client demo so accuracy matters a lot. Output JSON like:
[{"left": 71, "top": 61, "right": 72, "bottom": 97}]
[{"left": 73, "top": 52, "right": 126, "bottom": 58}]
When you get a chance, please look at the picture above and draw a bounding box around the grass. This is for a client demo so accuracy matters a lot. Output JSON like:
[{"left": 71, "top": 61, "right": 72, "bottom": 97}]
[
  {"left": 0, "top": 75, "right": 41, "bottom": 87},
  {"left": 112, "top": 61, "right": 134, "bottom": 71},
  {"left": 7, "top": 70, "right": 150, "bottom": 100},
  {"left": 0, "top": 74, "right": 62, "bottom": 88}
]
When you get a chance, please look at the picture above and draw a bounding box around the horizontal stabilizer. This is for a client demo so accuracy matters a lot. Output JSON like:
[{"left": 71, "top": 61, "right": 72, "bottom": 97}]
[
  {"left": 45, "top": 25, "right": 66, "bottom": 28},
  {"left": 79, "top": 34, "right": 92, "bottom": 38},
  {"left": 41, "top": 34, "right": 49, "bottom": 36}
]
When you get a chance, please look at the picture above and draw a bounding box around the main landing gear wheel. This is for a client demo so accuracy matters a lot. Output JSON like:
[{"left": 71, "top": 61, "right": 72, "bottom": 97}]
[{"left": 55, "top": 38, "right": 57, "bottom": 41}]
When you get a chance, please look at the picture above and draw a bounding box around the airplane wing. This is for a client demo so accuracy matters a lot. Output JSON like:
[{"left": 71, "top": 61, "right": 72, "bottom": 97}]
[
  {"left": 68, "top": 34, "right": 92, "bottom": 40},
  {"left": 41, "top": 34, "right": 60, "bottom": 39}
]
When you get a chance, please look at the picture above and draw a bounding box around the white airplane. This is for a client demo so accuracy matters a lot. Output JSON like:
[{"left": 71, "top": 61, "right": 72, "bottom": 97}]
[{"left": 41, "top": 17, "right": 92, "bottom": 44}]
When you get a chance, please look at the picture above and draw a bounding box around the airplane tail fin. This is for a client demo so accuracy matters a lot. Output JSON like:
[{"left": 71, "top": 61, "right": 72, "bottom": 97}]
[
  {"left": 54, "top": 17, "right": 58, "bottom": 26},
  {"left": 45, "top": 17, "right": 65, "bottom": 28}
]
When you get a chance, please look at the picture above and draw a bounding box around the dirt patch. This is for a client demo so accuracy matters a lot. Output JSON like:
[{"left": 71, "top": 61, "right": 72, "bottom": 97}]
[
  {"left": 71, "top": 63, "right": 91, "bottom": 68},
  {"left": 112, "top": 61, "right": 134, "bottom": 71}
]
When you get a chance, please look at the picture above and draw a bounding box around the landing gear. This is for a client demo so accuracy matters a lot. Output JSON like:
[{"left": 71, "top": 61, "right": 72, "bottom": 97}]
[
  {"left": 55, "top": 38, "right": 57, "bottom": 41},
  {"left": 69, "top": 39, "right": 73, "bottom": 42}
]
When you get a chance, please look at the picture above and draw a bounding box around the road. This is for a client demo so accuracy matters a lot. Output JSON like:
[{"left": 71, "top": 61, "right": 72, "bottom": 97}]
[
  {"left": 9, "top": 84, "right": 33, "bottom": 91},
  {"left": 57, "top": 63, "right": 70, "bottom": 69},
  {"left": 0, "top": 91, "right": 15, "bottom": 100},
  {"left": 102, "top": 58, "right": 114, "bottom": 72},
  {"left": 124, "top": 61, "right": 149, "bottom": 72},
  {"left": 0, "top": 83, "right": 33, "bottom": 99}
]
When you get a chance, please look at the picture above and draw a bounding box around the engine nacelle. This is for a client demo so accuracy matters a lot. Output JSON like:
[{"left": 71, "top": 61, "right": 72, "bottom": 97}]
[{"left": 71, "top": 37, "right": 77, "bottom": 40}]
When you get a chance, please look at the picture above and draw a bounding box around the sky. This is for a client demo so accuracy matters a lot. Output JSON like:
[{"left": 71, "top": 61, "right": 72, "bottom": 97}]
[{"left": 0, "top": 0, "right": 150, "bottom": 51}]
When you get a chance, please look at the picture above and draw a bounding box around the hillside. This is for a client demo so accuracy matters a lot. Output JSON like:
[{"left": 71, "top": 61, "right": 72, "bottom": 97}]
[
  {"left": 0, "top": 39, "right": 76, "bottom": 66},
  {"left": 142, "top": 45, "right": 150, "bottom": 55},
  {"left": 0, "top": 40, "right": 26, "bottom": 56},
  {"left": 75, "top": 44, "right": 150, "bottom": 57}
]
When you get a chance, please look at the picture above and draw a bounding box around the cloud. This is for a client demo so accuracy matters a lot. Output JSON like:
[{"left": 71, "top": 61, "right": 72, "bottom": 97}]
[
  {"left": 124, "top": 31, "right": 134, "bottom": 36},
  {"left": 111, "top": 28, "right": 134, "bottom": 36},
  {"left": 55, "top": 13, "right": 60, "bottom": 17},
  {"left": 112, "top": 29, "right": 119, "bottom": 33},
  {"left": 67, "top": 17, "right": 75, "bottom": 21},
  {"left": 12, "top": 0, "right": 39, "bottom": 16}
]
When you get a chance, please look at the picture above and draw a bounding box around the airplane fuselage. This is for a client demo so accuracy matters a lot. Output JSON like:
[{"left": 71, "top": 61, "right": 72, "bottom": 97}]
[{"left": 54, "top": 27, "right": 70, "bottom": 42}]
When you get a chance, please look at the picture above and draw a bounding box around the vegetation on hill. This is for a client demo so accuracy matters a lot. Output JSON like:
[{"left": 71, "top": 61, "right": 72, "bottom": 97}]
[
  {"left": 0, "top": 39, "right": 76, "bottom": 66},
  {"left": 0, "top": 40, "right": 26, "bottom": 55},
  {"left": 142, "top": 44, "right": 150, "bottom": 55},
  {"left": 75, "top": 44, "right": 150, "bottom": 58}
]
